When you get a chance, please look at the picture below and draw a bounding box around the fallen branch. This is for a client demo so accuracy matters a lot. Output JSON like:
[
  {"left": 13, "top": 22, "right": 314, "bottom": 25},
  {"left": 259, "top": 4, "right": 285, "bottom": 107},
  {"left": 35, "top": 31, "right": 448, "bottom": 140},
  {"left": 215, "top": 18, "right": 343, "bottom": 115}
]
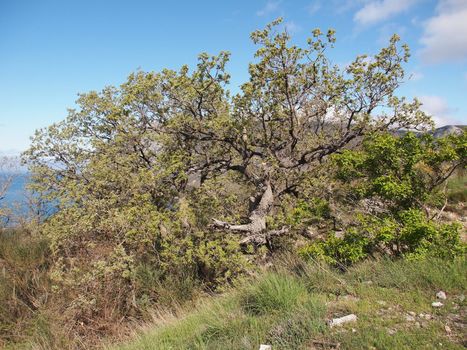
[{"left": 239, "top": 227, "right": 289, "bottom": 246}]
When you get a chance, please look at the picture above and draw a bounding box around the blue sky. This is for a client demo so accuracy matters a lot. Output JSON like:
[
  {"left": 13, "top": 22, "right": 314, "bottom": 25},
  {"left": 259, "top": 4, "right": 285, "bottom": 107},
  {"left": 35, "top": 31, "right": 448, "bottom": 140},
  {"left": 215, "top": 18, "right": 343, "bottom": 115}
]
[{"left": 1, "top": 0, "right": 466, "bottom": 155}]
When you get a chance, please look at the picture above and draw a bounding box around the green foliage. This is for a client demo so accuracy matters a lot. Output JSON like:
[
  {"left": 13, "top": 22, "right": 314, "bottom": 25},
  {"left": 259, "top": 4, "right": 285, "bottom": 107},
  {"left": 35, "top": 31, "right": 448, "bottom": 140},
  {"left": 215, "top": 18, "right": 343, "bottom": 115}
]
[
  {"left": 334, "top": 131, "right": 466, "bottom": 210},
  {"left": 300, "top": 132, "right": 466, "bottom": 267},
  {"left": 300, "top": 229, "right": 370, "bottom": 266},
  {"left": 301, "top": 209, "right": 465, "bottom": 267},
  {"left": 285, "top": 198, "right": 331, "bottom": 229}
]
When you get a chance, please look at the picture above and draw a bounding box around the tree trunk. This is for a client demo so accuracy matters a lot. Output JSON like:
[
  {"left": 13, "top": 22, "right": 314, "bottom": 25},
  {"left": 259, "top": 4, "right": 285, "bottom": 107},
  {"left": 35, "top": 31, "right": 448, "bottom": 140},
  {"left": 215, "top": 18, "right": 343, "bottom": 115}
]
[
  {"left": 212, "top": 180, "right": 290, "bottom": 246},
  {"left": 212, "top": 180, "right": 274, "bottom": 234}
]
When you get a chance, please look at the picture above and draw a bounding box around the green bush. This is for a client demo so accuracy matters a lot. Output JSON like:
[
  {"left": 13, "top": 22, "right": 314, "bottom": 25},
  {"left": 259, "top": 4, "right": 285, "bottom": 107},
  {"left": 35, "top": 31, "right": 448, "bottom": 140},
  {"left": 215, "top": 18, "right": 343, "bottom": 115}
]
[
  {"left": 299, "top": 230, "right": 370, "bottom": 266},
  {"left": 301, "top": 132, "right": 467, "bottom": 267},
  {"left": 300, "top": 209, "right": 465, "bottom": 267}
]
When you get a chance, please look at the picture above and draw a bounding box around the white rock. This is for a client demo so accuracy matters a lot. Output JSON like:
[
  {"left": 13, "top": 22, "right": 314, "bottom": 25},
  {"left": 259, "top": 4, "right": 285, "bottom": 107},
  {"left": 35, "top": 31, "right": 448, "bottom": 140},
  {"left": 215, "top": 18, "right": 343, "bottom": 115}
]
[
  {"left": 432, "top": 301, "right": 443, "bottom": 308},
  {"left": 436, "top": 291, "right": 447, "bottom": 300},
  {"left": 418, "top": 313, "right": 432, "bottom": 320},
  {"left": 259, "top": 345, "right": 272, "bottom": 350},
  {"left": 405, "top": 315, "right": 415, "bottom": 322},
  {"left": 329, "top": 314, "right": 358, "bottom": 327},
  {"left": 444, "top": 325, "right": 452, "bottom": 333}
]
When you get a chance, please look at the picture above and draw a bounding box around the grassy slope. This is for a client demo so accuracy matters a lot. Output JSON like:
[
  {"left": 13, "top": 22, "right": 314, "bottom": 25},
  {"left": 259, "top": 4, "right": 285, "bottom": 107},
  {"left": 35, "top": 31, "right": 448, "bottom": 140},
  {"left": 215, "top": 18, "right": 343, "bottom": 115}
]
[{"left": 111, "top": 257, "right": 466, "bottom": 350}]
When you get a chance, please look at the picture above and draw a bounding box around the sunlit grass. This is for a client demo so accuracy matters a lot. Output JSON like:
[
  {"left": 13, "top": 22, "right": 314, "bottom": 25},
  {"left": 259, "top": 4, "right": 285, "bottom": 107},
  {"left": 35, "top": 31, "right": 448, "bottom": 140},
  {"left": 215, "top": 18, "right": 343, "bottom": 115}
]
[{"left": 112, "top": 257, "right": 466, "bottom": 350}]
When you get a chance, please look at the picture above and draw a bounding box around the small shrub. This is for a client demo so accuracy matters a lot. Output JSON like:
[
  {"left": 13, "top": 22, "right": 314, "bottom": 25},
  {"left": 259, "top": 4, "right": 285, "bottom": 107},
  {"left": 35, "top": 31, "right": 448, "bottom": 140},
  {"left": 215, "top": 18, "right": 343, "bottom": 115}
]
[{"left": 300, "top": 230, "right": 370, "bottom": 267}]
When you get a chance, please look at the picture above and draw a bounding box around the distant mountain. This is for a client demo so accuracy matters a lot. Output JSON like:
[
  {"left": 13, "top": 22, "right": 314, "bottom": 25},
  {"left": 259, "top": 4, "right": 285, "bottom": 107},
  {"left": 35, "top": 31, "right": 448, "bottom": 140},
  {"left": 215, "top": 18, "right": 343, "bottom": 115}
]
[
  {"left": 432, "top": 125, "right": 465, "bottom": 138},
  {"left": 393, "top": 125, "right": 466, "bottom": 138}
]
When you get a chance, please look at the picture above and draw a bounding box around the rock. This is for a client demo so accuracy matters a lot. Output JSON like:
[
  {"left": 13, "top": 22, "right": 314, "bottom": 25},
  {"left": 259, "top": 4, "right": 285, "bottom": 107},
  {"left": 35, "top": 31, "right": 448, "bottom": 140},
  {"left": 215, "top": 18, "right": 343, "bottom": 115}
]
[
  {"left": 405, "top": 315, "right": 416, "bottom": 322},
  {"left": 445, "top": 325, "right": 452, "bottom": 334},
  {"left": 387, "top": 328, "right": 397, "bottom": 335},
  {"left": 419, "top": 313, "right": 432, "bottom": 320},
  {"left": 432, "top": 301, "right": 443, "bottom": 308},
  {"left": 340, "top": 295, "right": 360, "bottom": 302},
  {"left": 408, "top": 311, "right": 416, "bottom": 316},
  {"left": 415, "top": 322, "right": 421, "bottom": 328},
  {"left": 329, "top": 314, "right": 358, "bottom": 327},
  {"left": 259, "top": 345, "right": 272, "bottom": 350},
  {"left": 458, "top": 294, "right": 465, "bottom": 302},
  {"left": 436, "top": 291, "right": 447, "bottom": 300}
]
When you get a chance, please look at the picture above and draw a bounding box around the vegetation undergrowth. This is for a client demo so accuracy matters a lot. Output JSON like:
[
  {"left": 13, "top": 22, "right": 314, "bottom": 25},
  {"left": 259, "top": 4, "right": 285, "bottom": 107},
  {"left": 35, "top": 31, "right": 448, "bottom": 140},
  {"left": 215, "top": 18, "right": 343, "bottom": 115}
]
[{"left": 111, "top": 255, "right": 466, "bottom": 350}]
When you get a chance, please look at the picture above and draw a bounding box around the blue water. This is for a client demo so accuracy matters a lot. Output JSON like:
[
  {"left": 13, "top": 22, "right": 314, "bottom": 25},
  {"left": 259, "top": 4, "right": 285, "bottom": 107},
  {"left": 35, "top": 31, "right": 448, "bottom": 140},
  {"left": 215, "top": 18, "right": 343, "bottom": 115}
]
[
  {"left": 2, "top": 174, "right": 60, "bottom": 223},
  {"left": 2, "top": 173, "right": 30, "bottom": 207}
]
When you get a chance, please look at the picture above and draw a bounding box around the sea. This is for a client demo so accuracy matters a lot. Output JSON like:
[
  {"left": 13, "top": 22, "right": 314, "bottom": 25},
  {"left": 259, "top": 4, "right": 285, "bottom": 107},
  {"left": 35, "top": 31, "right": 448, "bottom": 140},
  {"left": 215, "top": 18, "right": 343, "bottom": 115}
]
[
  {"left": 2, "top": 173, "right": 30, "bottom": 205},
  {"left": 1, "top": 173, "right": 32, "bottom": 221}
]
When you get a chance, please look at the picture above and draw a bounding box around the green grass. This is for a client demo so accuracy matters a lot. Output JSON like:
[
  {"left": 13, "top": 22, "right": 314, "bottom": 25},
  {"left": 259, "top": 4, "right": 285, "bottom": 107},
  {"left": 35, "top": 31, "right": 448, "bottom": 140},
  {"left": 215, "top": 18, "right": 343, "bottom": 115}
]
[
  {"left": 446, "top": 172, "right": 467, "bottom": 204},
  {"left": 111, "top": 256, "right": 467, "bottom": 350}
]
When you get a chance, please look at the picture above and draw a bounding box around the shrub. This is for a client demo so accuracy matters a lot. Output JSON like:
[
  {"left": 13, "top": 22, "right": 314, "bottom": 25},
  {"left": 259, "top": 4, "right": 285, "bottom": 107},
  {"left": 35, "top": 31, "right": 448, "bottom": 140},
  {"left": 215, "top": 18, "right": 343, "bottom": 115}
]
[
  {"left": 300, "top": 229, "right": 370, "bottom": 267},
  {"left": 300, "top": 209, "right": 465, "bottom": 267}
]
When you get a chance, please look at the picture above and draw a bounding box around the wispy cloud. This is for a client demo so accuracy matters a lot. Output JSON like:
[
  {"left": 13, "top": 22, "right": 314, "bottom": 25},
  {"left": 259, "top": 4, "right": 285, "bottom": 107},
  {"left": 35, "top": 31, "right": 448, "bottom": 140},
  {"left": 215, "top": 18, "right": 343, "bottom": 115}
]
[
  {"left": 257, "top": 1, "right": 281, "bottom": 16},
  {"left": 419, "top": 0, "right": 467, "bottom": 64},
  {"left": 418, "top": 95, "right": 459, "bottom": 126},
  {"left": 284, "top": 21, "right": 302, "bottom": 35},
  {"left": 354, "top": 0, "right": 419, "bottom": 25}
]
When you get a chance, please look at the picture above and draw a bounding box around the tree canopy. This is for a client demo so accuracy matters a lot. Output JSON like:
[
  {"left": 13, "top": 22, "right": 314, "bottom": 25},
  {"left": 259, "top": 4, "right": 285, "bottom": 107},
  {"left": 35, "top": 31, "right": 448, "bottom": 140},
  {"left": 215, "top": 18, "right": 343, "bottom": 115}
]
[{"left": 25, "top": 19, "right": 432, "bottom": 244}]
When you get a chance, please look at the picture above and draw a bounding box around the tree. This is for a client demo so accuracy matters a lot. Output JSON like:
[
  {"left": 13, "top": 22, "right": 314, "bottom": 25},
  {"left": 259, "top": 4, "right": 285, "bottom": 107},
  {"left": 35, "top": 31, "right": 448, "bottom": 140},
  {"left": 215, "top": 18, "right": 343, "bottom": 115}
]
[
  {"left": 159, "top": 19, "right": 431, "bottom": 244},
  {"left": 25, "top": 18, "right": 431, "bottom": 247}
]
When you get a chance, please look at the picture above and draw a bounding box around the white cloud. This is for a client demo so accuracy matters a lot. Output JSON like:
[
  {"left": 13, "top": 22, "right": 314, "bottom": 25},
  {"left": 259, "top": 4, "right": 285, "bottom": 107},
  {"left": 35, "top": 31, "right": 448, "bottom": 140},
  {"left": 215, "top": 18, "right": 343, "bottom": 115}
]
[
  {"left": 257, "top": 1, "right": 281, "bottom": 16},
  {"left": 418, "top": 95, "right": 460, "bottom": 126},
  {"left": 354, "top": 0, "right": 419, "bottom": 25},
  {"left": 284, "top": 21, "right": 302, "bottom": 35},
  {"left": 307, "top": 1, "right": 321, "bottom": 15},
  {"left": 420, "top": 0, "right": 467, "bottom": 63}
]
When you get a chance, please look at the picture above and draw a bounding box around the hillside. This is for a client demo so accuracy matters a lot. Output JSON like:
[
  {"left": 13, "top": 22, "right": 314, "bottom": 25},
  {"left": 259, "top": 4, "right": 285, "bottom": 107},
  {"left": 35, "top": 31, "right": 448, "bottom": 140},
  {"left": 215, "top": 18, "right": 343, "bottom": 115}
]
[
  {"left": 393, "top": 125, "right": 466, "bottom": 138},
  {"left": 111, "top": 257, "right": 466, "bottom": 350},
  {"left": 1, "top": 18, "right": 466, "bottom": 350}
]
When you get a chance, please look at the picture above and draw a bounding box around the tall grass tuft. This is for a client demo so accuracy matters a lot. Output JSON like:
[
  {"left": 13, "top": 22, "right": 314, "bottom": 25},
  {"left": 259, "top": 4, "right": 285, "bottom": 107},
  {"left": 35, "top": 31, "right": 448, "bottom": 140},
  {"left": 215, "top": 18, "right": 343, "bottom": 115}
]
[{"left": 240, "top": 273, "right": 308, "bottom": 315}]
